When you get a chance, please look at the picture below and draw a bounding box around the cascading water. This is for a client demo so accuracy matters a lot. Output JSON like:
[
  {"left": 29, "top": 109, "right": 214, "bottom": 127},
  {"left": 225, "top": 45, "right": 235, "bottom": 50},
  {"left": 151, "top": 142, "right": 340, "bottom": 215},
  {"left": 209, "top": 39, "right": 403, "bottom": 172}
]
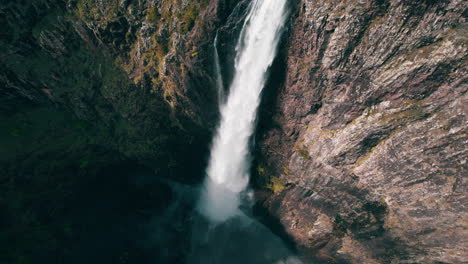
[
  {"left": 198, "top": 0, "right": 289, "bottom": 222},
  {"left": 213, "top": 33, "right": 225, "bottom": 103}
]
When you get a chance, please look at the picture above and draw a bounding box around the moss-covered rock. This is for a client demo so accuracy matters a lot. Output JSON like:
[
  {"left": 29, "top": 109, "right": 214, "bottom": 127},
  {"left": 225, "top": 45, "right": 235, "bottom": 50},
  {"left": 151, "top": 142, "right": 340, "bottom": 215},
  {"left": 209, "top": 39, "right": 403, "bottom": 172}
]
[{"left": 0, "top": 0, "right": 236, "bottom": 262}]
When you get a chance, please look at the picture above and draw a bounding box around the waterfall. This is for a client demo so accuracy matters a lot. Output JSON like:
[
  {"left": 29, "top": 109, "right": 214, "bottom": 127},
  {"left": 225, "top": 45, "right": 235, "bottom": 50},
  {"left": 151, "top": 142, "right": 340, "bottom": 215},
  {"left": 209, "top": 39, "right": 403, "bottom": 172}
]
[
  {"left": 213, "top": 33, "right": 225, "bottom": 104},
  {"left": 198, "top": 0, "right": 289, "bottom": 222}
]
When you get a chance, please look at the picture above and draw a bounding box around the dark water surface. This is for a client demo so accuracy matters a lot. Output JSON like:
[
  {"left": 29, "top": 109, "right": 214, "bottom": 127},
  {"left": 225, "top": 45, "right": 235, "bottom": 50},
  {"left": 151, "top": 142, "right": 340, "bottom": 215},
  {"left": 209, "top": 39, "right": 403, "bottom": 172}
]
[
  {"left": 57, "top": 162, "right": 301, "bottom": 264},
  {"left": 188, "top": 213, "right": 301, "bottom": 264}
]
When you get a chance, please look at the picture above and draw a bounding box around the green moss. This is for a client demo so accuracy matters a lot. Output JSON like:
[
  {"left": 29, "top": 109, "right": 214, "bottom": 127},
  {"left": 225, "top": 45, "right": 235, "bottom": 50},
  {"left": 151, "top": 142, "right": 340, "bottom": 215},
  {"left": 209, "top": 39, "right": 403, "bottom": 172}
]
[
  {"left": 265, "top": 176, "right": 286, "bottom": 193},
  {"left": 75, "top": 0, "right": 100, "bottom": 20},
  {"left": 147, "top": 7, "right": 161, "bottom": 23},
  {"left": 297, "top": 148, "right": 311, "bottom": 160},
  {"left": 379, "top": 105, "right": 428, "bottom": 124},
  {"left": 257, "top": 165, "right": 266, "bottom": 175},
  {"left": 180, "top": 6, "right": 199, "bottom": 34},
  {"left": 114, "top": 56, "right": 125, "bottom": 67},
  {"left": 75, "top": 0, "right": 119, "bottom": 21}
]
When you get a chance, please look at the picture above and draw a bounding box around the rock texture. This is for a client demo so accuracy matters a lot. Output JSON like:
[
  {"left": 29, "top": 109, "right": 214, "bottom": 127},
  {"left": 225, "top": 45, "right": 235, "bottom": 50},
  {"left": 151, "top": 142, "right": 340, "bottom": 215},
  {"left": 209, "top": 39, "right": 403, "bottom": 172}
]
[
  {"left": 1, "top": 0, "right": 467, "bottom": 263},
  {"left": 256, "top": 0, "right": 467, "bottom": 263},
  {"left": 0, "top": 0, "right": 230, "bottom": 167},
  {"left": 0, "top": 0, "right": 234, "bottom": 263}
]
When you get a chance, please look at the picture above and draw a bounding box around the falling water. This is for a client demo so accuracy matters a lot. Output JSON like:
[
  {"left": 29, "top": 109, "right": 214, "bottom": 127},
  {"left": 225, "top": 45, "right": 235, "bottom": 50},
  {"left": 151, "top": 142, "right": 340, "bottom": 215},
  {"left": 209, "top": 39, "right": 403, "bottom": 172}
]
[
  {"left": 198, "top": 0, "right": 289, "bottom": 222},
  {"left": 213, "top": 33, "right": 225, "bottom": 103}
]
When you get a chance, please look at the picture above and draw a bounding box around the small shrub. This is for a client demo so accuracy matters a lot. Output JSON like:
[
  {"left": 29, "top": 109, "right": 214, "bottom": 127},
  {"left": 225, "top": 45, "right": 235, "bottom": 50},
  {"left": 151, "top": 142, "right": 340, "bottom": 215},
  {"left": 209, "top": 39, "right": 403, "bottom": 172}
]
[
  {"left": 265, "top": 177, "right": 286, "bottom": 193},
  {"left": 180, "top": 6, "right": 199, "bottom": 34},
  {"left": 147, "top": 7, "right": 160, "bottom": 23},
  {"left": 257, "top": 165, "right": 266, "bottom": 175},
  {"left": 297, "top": 148, "right": 311, "bottom": 160}
]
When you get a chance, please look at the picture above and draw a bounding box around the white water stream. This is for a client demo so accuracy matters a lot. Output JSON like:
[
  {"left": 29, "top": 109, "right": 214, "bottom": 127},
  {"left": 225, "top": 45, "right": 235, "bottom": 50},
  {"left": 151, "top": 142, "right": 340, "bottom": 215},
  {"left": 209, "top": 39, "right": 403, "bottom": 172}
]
[
  {"left": 213, "top": 33, "right": 225, "bottom": 103},
  {"left": 198, "top": 0, "right": 289, "bottom": 222}
]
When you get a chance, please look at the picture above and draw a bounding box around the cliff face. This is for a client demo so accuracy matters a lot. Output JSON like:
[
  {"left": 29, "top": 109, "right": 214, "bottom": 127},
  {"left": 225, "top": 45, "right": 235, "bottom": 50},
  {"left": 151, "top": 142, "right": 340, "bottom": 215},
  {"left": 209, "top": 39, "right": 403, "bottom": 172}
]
[
  {"left": 0, "top": 0, "right": 231, "bottom": 171},
  {"left": 0, "top": 0, "right": 231, "bottom": 262},
  {"left": 1, "top": 0, "right": 467, "bottom": 263},
  {"left": 256, "top": 0, "right": 467, "bottom": 263}
]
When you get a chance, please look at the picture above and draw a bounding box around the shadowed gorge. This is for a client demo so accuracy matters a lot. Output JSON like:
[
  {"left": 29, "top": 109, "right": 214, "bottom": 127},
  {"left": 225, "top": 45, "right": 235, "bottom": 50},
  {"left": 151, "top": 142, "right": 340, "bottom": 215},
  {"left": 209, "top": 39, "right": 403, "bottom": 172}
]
[{"left": 1, "top": 0, "right": 466, "bottom": 263}]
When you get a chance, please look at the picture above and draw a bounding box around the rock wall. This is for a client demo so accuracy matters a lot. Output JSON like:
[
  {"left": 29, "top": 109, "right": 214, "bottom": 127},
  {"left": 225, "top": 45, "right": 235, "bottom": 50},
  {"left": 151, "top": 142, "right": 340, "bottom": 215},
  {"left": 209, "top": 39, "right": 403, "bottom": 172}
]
[
  {"left": 0, "top": 0, "right": 237, "bottom": 183},
  {"left": 0, "top": 0, "right": 253, "bottom": 181},
  {"left": 1, "top": 0, "right": 467, "bottom": 263},
  {"left": 256, "top": 0, "right": 467, "bottom": 263},
  {"left": 0, "top": 0, "right": 232, "bottom": 262}
]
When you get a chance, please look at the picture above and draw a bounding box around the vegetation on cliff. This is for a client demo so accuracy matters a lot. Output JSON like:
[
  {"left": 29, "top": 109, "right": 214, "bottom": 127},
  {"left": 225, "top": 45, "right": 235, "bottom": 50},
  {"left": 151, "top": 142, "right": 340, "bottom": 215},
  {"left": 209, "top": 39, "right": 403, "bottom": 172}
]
[{"left": 0, "top": 0, "right": 219, "bottom": 262}]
